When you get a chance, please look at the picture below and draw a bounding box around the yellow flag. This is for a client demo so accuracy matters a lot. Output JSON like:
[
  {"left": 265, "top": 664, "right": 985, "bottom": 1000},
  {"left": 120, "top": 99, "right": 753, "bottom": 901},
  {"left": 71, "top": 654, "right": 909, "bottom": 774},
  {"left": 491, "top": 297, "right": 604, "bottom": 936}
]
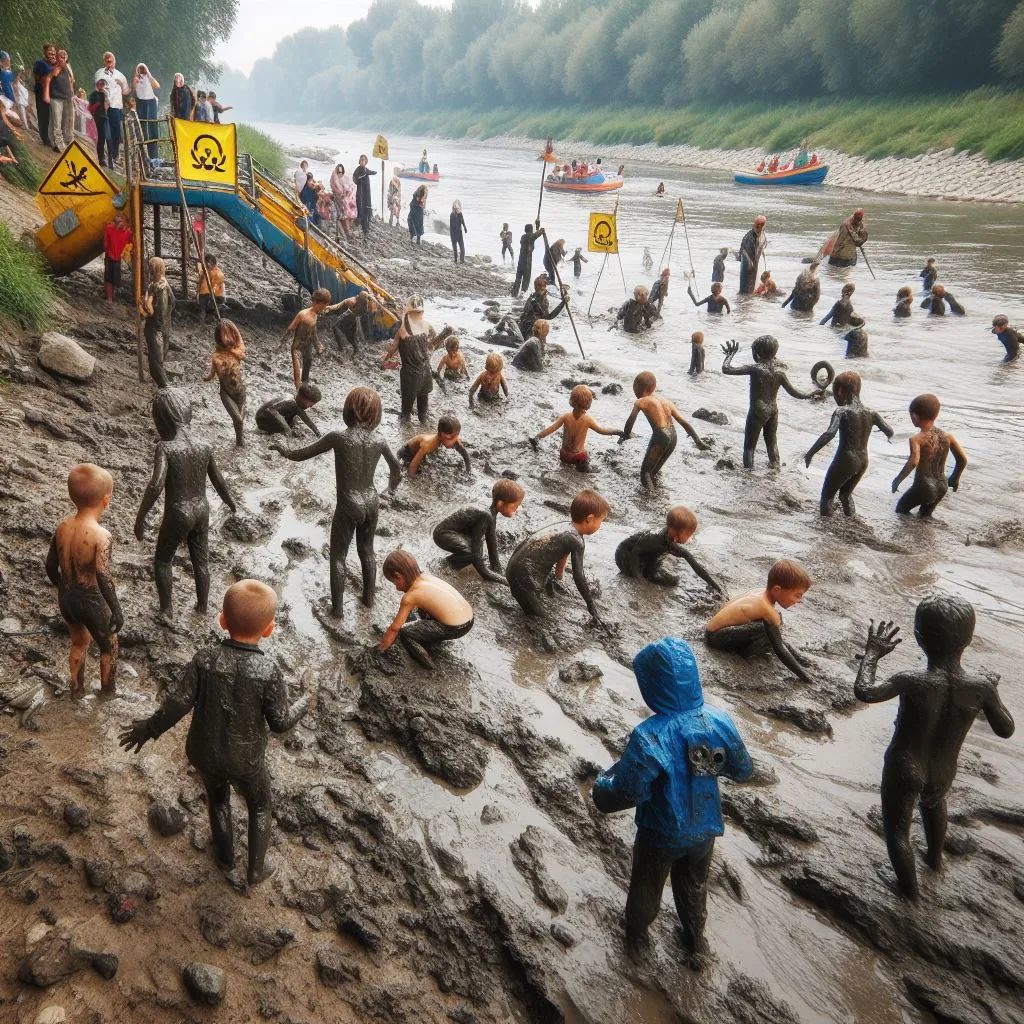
[
  {"left": 675, "top": 198, "right": 685, "bottom": 223},
  {"left": 588, "top": 211, "right": 617, "bottom": 254},
  {"left": 372, "top": 134, "right": 389, "bottom": 160},
  {"left": 173, "top": 120, "right": 237, "bottom": 188},
  {"left": 37, "top": 141, "right": 116, "bottom": 200}
]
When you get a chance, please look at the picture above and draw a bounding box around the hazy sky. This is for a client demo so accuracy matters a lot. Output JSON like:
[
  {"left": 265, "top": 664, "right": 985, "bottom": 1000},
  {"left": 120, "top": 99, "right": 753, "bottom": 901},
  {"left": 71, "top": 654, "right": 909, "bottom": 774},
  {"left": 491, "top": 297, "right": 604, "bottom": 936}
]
[{"left": 215, "top": 0, "right": 453, "bottom": 73}]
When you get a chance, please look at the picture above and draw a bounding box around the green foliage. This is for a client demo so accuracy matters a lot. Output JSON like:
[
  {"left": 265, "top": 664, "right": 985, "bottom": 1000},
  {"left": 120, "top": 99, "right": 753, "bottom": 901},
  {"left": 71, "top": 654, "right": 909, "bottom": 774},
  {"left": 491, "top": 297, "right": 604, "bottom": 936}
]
[
  {"left": 996, "top": 3, "right": 1024, "bottom": 80},
  {"left": 0, "top": 140, "right": 45, "bottom": 192},
  {"left": 236, "top": 124, "right": 286, "bottom": 178},
  {"left": 0, "top": 223, "right": 58, "bottom": 330}
]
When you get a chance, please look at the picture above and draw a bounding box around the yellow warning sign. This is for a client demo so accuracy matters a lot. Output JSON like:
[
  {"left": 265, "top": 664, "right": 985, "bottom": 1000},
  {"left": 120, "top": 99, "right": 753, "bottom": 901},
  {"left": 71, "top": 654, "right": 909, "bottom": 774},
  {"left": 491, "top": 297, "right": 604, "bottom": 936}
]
[
  {"left": 675, "top": 198, "right": 685, "bottom": 222},
  {"left": 372, "top": 134, "right": 389, "bottom": 160},
  {"left": 173, "top": 120, "right": 237, "bottom": 187},
  {"left": 37, "top": 141, "right": 116, "bottom": 199},
  {"left": 588, "top": 211, "right": 618, "bottom": 254}
]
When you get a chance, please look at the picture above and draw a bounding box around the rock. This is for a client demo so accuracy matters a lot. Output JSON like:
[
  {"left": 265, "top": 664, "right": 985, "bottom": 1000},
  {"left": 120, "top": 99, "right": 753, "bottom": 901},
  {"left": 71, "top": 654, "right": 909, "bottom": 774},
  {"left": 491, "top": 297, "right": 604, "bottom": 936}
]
[
  {"left": 147, "top": 801, "right": 187, "bottom": 837},
  {"left": 222, "top": 512, "right": 274, "bottom": 543},
  {"left": 480, "top": 804, "right": 504, "bottom": 825},
  {"left": 549, "top": 922, "right": 577, "bottom": 948},
  {"left": 558, "top": 660, "right": 603, "bottom": 683},
  {"left": 693, "top": 407, "right": 729, "bottom": 425},
  {"left": 107, "top": 894, "right": 136, "bottom": 924},
  {"left": 715, "top": 457, "right": 737, "bottom": 471},
  {"left": 62, "top": 804, "right": 90, "bottom": 831},
  {"left": 182, "top": 962, "right": 226, "bottom": 1005},
  {"left": 83, "top": 859, "right": 112, "bottom": 888},
  {"left": 763, "top": 703, "right": 833, "bottom": 737},
  {"left": 37, "top": 333, "right": 95, "bottom": 381},
  {"left": 34, "top": 1008, "right": 67, "bottom": 1024},
  {"left": 336, "top": 910, "right": 382, "bottom": 951},
  {"left": 601, "top": 383, "right": 623, "bottom": 396},
  {"left": 509, "top": 827, "right": 568, "bottom": 913},
  {"left": 315, "top": 947, "right": 361, "bottom": 987}
]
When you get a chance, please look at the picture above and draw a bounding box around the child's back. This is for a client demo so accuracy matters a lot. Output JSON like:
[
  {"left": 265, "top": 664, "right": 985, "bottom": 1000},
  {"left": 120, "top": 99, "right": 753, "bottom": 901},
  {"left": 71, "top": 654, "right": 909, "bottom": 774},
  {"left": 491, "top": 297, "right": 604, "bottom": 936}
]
[
  {"left": 407, "top": 573, "right": 473, "bottom": 625},
  {"left": 707, "top": 588, "right": 775, "bottom": 631},
  {"left": 54, "top": 515, "right": 109, "bottom": 589}
]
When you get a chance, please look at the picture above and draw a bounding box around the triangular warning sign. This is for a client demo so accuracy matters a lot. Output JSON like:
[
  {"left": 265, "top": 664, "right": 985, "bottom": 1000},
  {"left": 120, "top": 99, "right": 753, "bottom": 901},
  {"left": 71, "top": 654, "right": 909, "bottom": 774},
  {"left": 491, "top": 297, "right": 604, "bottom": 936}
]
[
  {"left": 37, "top": 141, "right": 116, "bottom": 199},
  {"left": 674, "top": 198, "right": 685, "bottom": 223}
]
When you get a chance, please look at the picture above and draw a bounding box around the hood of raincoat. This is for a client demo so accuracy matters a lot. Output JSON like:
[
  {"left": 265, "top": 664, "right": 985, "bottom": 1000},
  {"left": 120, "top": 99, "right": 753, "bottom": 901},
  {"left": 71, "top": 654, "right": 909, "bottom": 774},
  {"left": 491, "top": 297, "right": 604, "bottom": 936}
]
[{"left": 632, "top": 637, "right": 703, "bottom": 715}]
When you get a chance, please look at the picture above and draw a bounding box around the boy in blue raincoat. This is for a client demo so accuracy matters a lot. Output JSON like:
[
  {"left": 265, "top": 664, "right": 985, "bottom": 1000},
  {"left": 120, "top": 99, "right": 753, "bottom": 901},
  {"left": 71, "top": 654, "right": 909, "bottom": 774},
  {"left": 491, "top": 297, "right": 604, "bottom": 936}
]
[{"left": 593, "top": 637, "right": 752, "bottom": 956}]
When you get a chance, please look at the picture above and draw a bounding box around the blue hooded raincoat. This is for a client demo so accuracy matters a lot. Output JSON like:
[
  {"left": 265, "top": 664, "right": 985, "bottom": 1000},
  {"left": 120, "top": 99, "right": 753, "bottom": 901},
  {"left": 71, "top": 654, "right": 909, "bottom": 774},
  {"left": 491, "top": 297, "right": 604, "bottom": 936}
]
[{"left": 593, "top": 637, "right": 753, "bottom": 849}]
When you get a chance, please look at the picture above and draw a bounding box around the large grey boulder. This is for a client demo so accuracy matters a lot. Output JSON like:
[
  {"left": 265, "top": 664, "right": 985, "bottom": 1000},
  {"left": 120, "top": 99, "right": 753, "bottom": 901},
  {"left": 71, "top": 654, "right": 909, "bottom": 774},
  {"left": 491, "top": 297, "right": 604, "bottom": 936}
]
[{"left": 37, "top": 333, "right": 95, "bottom": 381}]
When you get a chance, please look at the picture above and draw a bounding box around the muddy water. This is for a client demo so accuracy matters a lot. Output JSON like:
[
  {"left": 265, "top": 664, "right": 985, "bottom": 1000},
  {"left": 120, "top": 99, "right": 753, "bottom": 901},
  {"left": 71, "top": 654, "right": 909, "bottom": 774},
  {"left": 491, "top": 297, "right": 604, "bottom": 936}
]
[{"left": 243, "top": 125, "right": 1024, "bottom": 1021}]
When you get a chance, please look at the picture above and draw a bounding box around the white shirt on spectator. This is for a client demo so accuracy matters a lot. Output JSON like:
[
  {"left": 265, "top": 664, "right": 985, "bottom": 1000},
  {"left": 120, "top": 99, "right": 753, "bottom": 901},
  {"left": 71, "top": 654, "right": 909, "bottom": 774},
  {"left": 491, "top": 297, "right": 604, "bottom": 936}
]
[
  {"left": 95, "top": 67, "right": 128, "bottom": 109},
  {"left": 134, "top": 73, "right": 156, "bottom": 100},
  {"left": 294, "top": 166, "right": 307, "bottom": 195}
]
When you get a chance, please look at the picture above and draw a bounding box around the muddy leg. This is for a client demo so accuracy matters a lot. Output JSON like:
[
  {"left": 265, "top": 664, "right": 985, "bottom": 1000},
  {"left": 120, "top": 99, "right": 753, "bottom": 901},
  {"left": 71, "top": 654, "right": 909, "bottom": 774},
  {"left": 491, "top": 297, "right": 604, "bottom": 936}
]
[
  {"left": 355, "top": 513, "right": 377, "bottom": 608},
  {"left": 509, "top": 580, "right": 545, "bottom": 617},
  {"left": 920, "top": 794, "right": 948, "bottom": 872},
  {"left": 881, "top": 763, "right": 921, "bottom": 899},
  {"left": 742, "top": 411, "right": 762, "bottom": 470},
  {"left": 416, "top": 391, "right": 429, "bottom": 424},
  {"left": 329, "top": 512, "right": 356, "bottom": 617},
  {"left": 145, "top": 322, "right": 167, "bottom": 388},
  {"left": 640, "top": 438, "right": 663, "bottom": 490},
  {"left": 99, "top": 634, "right": 118, "bottom": 692},
  {"left": 291, "top": 349, "right": 303, "bottom": 391},
  {"left": 670, "top": 839, "right": 714, "bottom": 957},
  {"left": 186, "top": 513, "right": 211, "bottom": 614},
  {"left": 895, "top": 483, "right": 924, "bottom": 516},
  {"left": 837, "top": 466, "right": 866, "bottom": 517},
  {"left": 301, "top": 348, "right": 313, "bottom": 383},
  {"left": 237, "top": 768, "right": 274, "bottom": 885},
  {"left": 68, "top": 623, "right": 90, "bottom": 694},
  {"left": 648, "top": 556, "right": 680, "bottom": 587},
  {"left": 763, "top": 410, "right": 781, "bottom": 467},
  {"left": 200, "top": 772, "right": 235, "bottom": 869},
  {"left": 400, "top": 384, "right": 415, "bottom": 421},
  {"left": 624, "top": 841, "right": 674, "bottom": 950},
  {"left": 220, "top": 391, "right": 245, "bottom": 447},
  {"left": 154, "top": 521, "right": 182, "bottom": 617}
]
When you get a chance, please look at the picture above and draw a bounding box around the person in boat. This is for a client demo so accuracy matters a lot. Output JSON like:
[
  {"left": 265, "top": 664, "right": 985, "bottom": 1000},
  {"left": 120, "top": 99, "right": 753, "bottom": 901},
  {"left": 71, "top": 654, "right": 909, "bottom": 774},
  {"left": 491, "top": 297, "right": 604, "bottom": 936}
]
[
  {"left": 519, "top": 276, "right": 568, "bottom": 338},
  {"left": 739, "top": 215, "right": 767, "bottom": 294},
  {"left": 617, "top": 164, "right": 624, "bottom": 176},
  {"left": 809, "top": 152, "right": 819, "bottom": 166},
  {"left": 418, "top": 149, "right": 429, "bottom": 173},
  {"left": 782, "top": 261, "right": 821, "bottom": 312},
  {"left": 794, "top": 142, "right": 810, "bottom": 168},
  {"left": 755, "top": 158, "right": 766, "bottom": 173},
  {"left": 829, "top": 209, "right": 868, "bottom": 267},
  {"left": 432, "top": 163, "right": 439, "bottom": 175},
  {"left": 655, "top": 182, "right": 665, "bottom": 196},
  {"left": 767, "top": 154, "right": 780, "bottom": 173}
]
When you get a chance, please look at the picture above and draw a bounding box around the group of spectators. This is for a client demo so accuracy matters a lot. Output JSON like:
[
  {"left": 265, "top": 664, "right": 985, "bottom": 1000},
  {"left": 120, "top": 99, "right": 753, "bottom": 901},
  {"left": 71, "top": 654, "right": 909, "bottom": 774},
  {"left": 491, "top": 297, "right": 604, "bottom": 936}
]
[
  {"left": 294, "top": 156, "right": 376, "bottom": 240},
  {"left": 0, "top": 40, "right": 232, "bottom": 172}
]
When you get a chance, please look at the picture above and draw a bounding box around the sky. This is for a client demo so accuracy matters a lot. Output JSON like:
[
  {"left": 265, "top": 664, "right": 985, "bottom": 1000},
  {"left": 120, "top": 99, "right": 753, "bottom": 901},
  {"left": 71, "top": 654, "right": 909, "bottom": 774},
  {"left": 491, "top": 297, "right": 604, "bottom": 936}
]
[{"left": 214, "top": 0, "right": 452, "bottom": 74}]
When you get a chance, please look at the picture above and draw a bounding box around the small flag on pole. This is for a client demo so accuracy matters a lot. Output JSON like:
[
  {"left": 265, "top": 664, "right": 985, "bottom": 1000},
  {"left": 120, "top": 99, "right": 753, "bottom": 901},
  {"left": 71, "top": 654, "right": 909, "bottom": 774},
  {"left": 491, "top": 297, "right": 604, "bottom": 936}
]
[{"left": 675, "top": 198, "right": 685, "bottom": 223}]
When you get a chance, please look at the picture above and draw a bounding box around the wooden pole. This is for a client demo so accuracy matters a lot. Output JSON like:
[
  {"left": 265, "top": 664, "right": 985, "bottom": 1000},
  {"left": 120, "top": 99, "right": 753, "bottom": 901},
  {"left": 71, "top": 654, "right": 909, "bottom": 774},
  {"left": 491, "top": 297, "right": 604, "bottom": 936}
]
[
  {"left": 132, "top": 184, "right": 145, "bottom": 382},
  {"left": 380, "top": 160, "right": 385, "bottom": 223},
  {"left": 178, "top": 206, "right": 189, "bottom": 300},
  {"left": 542, "top": 229, "right": 585, "bottom": 359},
  {"left": 587, "top": 253, "right": 608, "bottom": 318},
  {"left": 536, "top": 159, "right": 547, "bottom": 223},
  {"left": 153, "top": 203, "right": 162, "bottom": 256}
]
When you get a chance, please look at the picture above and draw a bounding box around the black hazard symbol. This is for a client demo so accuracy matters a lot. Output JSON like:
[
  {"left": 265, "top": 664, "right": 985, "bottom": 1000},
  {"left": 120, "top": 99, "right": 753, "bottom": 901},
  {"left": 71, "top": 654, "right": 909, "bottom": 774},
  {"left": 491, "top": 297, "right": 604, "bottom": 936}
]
[{"left": 190, "top": 134, "right": 228, "bottom": 174}]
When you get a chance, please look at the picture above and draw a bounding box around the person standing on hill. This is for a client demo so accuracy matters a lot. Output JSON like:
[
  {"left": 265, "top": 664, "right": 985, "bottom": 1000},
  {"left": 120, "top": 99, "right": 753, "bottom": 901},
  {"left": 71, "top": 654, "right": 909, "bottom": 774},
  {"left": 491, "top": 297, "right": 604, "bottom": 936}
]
[
  {"left": 829, "top": 209, "right": 868, "bottom": 268},
  {"left": 449, "top": 200, "right": 467, "bottom": 264},
  {"left": 170, "top": 73, "right": 196, "bottom": 121},
  {"left": 133, "top": 63, "right": 160, "bottom": 159},
  {"left": 46, "top": 48, "right": 75, "bottom": 152},
  {"left": 353, "top": 154, "right": 376, "bottom": 237},
  {"left": 94, "top": 52, "right": 128, "bottom": 166},
  {"left": 739, "top": 215, "right": 767, "bottom": 294}
]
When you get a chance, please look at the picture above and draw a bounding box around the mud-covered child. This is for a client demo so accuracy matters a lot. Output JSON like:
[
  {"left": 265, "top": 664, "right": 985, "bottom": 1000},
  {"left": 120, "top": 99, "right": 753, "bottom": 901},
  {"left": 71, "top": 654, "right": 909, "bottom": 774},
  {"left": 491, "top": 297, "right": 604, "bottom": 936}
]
[
  {"left": 893, "top": 286, "right": 913, "bottom": 318},
  {"left": 432, "top": 478, "right": 524, "bottom": 584},
  {"left": 435, "top": 334, "right": 469, "bottom": 382},
  {"left": 197, "top": 253, "right": 225, "bottom": 324},
  {"left": 505, "top": 488, "right": 609, "bottom": 625},
  {"left": 705, "top": 558, "right": 813, "bottom": 683},
  {"left": 620, "top": 371, "right": 709, "bottom": 489},
  {"left": 255, "top": 383, "right": 322, "bottom": 438},
  {"left": 569, "top": 246, "right": 588, "bottom": 278},
  {"left": 688, "top": 281, "right": 730, "bottom": 314},
  {"left": 712, "top": 247, "right": 728, "bottom": 284},
  {"left": 891, "top": 393, "right": 967, "bottom": 518},
  {"left": 203, "top": 319, "right": 246, "bottom": 446},
  {"left": 532, "top": 385, "right": 622, "bottom": 472},
  {"left": 119, "top": 579, "right": 310, "bottom": 885},
  {"left": 991, "top": 315, "right": 1020, "bottom": 363},
  {"left": 399, "top": 414, "right": 471, "bottom": 476},
  {"left": 379, "top": 550, "right": 475, "bottom": 669},
  {"left": 45, "top": 463, "right": 124, "bottom": 694},
  {"left": 469, "top": 353, "right": 509, "bottom": 407},
  {"left": 140, "top": 256, "right": 175, "bottom": 387},
  {"left": 281, "top": 287, "right": 336, "bottom": 390},
  {"left": 615, "top": 505, "right": 724, "bottom": 595},
  {"left": 500, "top": 223, "right": 514, "bottom": 262},
  {"left": 689, "top": 332, "right": 705, "bottom": 376}
]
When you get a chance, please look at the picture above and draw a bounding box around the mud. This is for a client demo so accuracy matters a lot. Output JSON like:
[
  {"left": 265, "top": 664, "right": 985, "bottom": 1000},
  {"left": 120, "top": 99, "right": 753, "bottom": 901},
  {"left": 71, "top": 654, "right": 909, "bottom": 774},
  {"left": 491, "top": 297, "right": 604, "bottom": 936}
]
[{"left": 1, "top": 146, "right": 1023, "bottom": 1024}]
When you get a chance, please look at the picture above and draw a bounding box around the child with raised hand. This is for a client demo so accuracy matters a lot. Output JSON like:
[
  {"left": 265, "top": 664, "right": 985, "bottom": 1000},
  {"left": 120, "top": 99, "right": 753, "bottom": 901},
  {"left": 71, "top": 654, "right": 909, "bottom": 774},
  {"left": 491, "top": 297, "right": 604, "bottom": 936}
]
[
  {"left": 615, "top": 505, "right": 724, "bottom": 595},
  {"left": 45, "top": 463, "right": 124, "bottom": 694},
  {"left": 256, "top": 383, "right": 322, "bottom": 438},
  {"left": 569, "top": 246, "right": 588, "bottom": 278},
  {"left": 688, "top": 280, "right": 730, "bottom": 315},
  {"left": 435, "top": 334, "right": 469, "bottom": 383},
  {"left": 500, "top": 222, "right": 514, "bottom": 262},
  {"left": 469, "top": 352, "right": 509, "bottom": 408},
  {"left": 399, "top": 414, "right": 471, "bottom": 476},
  {"left": 119, "top": 579, "right": 310, "bottom": 886},
  {"left": 531, "top": 385, "right": 623, "bottom": 473},
  {"left": 505, "top": 488, "right": 609, "bottom": 625},
  {"left": 704, "top": 558, "right": 814, "bottom": 683},
  {"left": 891, "top": 393, "right": 967, "bottom": 518},
  {"left": 620, "top": 371, "right": 709, "bottom": 489},
  {"left": 140, "top": 255, "right": 175, "bottom": 387},
  {"left": 203, "top": 319, "right": 247, "bottom": 446},
  {"left": 921, "top": 284, "right": 965, "bottom": 316},
  {"left": 689, "top": 332, "right": 705, "bottom": 376},
  {"left": 432, "top": 478, "right": 524, "bottom": 584},
  {"left": 379, "top": 549, "right": 475, "bottom": 669}
]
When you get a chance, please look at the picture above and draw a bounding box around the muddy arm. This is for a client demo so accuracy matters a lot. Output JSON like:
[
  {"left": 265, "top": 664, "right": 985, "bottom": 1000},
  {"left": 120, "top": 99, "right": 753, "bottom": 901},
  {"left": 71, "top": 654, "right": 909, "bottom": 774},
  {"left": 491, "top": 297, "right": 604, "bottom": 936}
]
[
  {"left": 853, "top": 620, "right": 904, "bottom": 702},
  {"left": 455, "top": 441, "right": 472, "bottom": 473},
  {"left": 872, "top": 411, "right": 895, "bottom": 442},
  {"left": 720, "top": 344, "right": 751, "bottom": 376},
  {"left": 569, "top": 542, "right": 600, "bottom": 621},
  {"left": 982, "top": 681, "right": 1015, "bottom": 738},
  {"left": 671, "top": 408, "right": 710, "bottom": 449},
  {"left": 779, "top": 372, "right": 817, "bottom": 401},
  {"left": 892, "top": 436, "right": 920, "bottom": 491},
  {"left": 96, "top": 536, "right": 124, "bottom": 631},
  {"left": 264, "top": 670, "right": 311, "bottom": 733},
  {"left": 381, "top": 443, "right": 402, "bottom": 493},
  {"left": 819, "top": 303, "right": 837, "bottom": 326},
  {"left": 274, "top": 434, "right": 336, "bottom": 461},
  {"left": 121, "top": 655, "right": 202, "bottom": 751},
  {"left": 672, "top": 545, "right": 725, "bottom": 596},
  {"left": 206, "top": 454, "right": 236, "bottom": 513},
  {"left": 45, "top": 535, "right": 59, "bottom": 586},
  {"left": 948, "top": 434, "right": 968, "bottom": 491},
  {"left": 764, "top": 622, "right": 811, "bottom": 682},
  {"left": 474, "top": 517, "right": 506, "bottom": 584},
  {"left": 804, "top": 410, "right": 841, "bottom": 465},
  {"left": 297, "top": 409, "right": 321, "bottom": 437},
  {"left": 135, "top": 445, "right": 167, "bottom": 539},
  {"left": 620, "top": 404, "right": 640, "bottom": 441}
]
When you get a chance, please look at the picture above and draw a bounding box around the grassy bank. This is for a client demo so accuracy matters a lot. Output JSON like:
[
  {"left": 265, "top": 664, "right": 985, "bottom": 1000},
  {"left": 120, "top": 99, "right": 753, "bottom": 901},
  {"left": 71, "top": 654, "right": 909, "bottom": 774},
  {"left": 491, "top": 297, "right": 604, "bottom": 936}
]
[
  {"left": 0, "top": 223, "right": 57, "bottom": 329},
  {"left": 237, "top": 123, "right": 286, "bottom": 178},
  {"left": 328, "top": 89, "right": 1024, "bottom": 162},
  {"left": 0, "top": 140, "right": 45, "bottom": 192}
]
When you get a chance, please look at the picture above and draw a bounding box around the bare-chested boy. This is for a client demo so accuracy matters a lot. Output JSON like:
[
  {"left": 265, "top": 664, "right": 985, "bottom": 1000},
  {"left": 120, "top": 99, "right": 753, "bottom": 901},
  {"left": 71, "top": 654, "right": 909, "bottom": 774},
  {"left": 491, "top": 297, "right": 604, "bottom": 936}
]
[
  {"left": 620, "top": 371, "right": 709, "bottom": 489},
  {"left": 435, "top": 334, "right": 469, "bottom": 382},
  {"left": 46, "top": 464, "right": 124, "bottom": 693},
  {"left": 705, "top": 558, "right": 813, "bottom": 683},
  {"left": 379, "top": 549, "right": 474, "bottom": 669},
  {"left": 531, "top": 384, "right": 622, "bottom": 472},
  {"left": 891, "top": 393, "right": 967, "bottom": 518},
  {"left": 398, "top": 414, "right": 472, "bottom": 476},
  {"left": 469, "top": 353, "right": 509, "bottom": 407},
  {"left": 280, "top": 287, "right": 341, "bottom": 390}
]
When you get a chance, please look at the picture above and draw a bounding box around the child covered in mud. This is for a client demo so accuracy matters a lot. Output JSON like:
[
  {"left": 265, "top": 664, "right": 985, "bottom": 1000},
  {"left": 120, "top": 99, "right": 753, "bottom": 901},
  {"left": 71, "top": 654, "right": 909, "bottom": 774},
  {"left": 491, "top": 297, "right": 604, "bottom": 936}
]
[
  {"left": 203, "top": 319, "right": 246, "bottom": 446},
  {"left": 893, "top": 286, "right": 914, "bottom": 318},
  {"left": 135, "top": 388, "right": 237, "bottom": 621},
  {"left": 721, "top": 336, "right": 824, "bottom": 469},
  {"left": 620, "top": 371, "right": 710, "bottom": 489},
  {"left": 804, "top": 370, "right": 893, "bottom": 517},
  {"left": 820, "top": 283, "right": 865, "bottom": 328},
  {"left": 991, "top": 315, "right": 1020, "bottom": 362},
  {"left": 512, "top": 318, "right": 549, "bottom": 373},
  {"left": 379, "top": 550, "right": 475, "bottom": 669},
  {"left": 712, "top": 247, "right": 729, "bottom": 284},
  {"left": 469, "top": 353, "right": 509, "bottom": 407},
  {"left": 853, "top": 597, "right": 1014, "bottom": 899},
  {"left": 45, "top": 463, "right": 124, "bottom": 694},
  {"left": 615, "top": 505, "right": 724, "bottom": 595},
  {"left": 380, "top": 297, "right": 445, "bottom": 423},
  {"left": 616, "top": 285, "right": 659, "bottom": 333},
  {"left": 273, "top": 387, "right": 401, "bottom": 615},
  {"left": 920, "top": 258, "right": 938, "bottom": 292},
  {"left": 649, "top": 268, "right": 670, "bottom": 313},
  {"left": 891, "top": 393, "right": 967, "bottom": 518},
  {"left": 592, "top": 637, "right": 752, "bottom": 958},
  {"left": 531, "top": 385, "right": 623, "bottom": 473},
  {"left": 921, "top": 284, "right": 965, "bottom": 316},
  {"left": 399, "top": 414, "right": 472, "bottom": 476},
  {"left": 754, "top": 270, "right": 781, "bottom": 297},
  {"left": 329, "top": 292, "right": 377, "bottom": 358},
  {"left": 689, "top": 332, "right": 705, "bottom": 376},
  {"left": 119, "top": 579, "right": 310, "bottom": 886},
  {"left": 704, "top": 558, "right": 813, "bottom": 683},
  {"left": 688, "top": 280, "right": 730, "bottom": 315},
  {"left": 255, "top": 383, "right": 322, "bottom": 438},
  {"left": 500, "top": 222, "right": 514, "bottom": 262},
  {"left": 505, "top": 488, "right": 609, "bottom": 626},
  {"left": 432, "top": 478, "right": 525, "bottom": 585},
  {"left": 281, "top": 287, "right": 335, "bottom": 390},
  {"left": 570, "top": 246, "right": 588, "bottom": 278},
  {"left": 140, "top": 256, "right": 175, "bottom": 387},
  {"left": 435, "top": 334, "right": 469, "bottom": 383}
]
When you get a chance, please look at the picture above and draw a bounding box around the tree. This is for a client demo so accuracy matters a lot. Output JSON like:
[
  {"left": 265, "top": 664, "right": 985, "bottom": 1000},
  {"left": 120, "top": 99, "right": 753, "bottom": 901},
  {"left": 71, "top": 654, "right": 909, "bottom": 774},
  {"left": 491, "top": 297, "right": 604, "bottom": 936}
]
[
  {"left": 996, "top": 1, "right": 1024, "bottom": 80},
  {"left": 683, "top": 9, "right": 738, "bottom": 100}
]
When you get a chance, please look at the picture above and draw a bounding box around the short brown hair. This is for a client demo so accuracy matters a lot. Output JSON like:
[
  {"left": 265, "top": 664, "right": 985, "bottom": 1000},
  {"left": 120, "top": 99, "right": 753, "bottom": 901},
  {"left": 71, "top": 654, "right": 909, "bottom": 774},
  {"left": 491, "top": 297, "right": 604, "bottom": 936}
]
[
  {"left": 710, "top": 282, "right": 723, "bottom": 293},
  {"left": 833, "top": 370, "right": 861, "bottom": 397},
  {"left": 343, "top": 386, "right": 382, "bottom": 428},
  {"left": 898, "top": 286, "right": 912, "bottom": 299},
  {"left": 222, "top": 579, "right": 277, "bottom": 637},
  {"left": 67, "top": 463, "right": 113, "bottom": 509},
  {"left": 445, "top": 334, "right": 460, "bottom": 353},
  {"left": 767, "top": 559, "right": 811, "bottom": 592},
  {"left": 311, "top": 287, "right": 332, "bottom": 305},
  {"left": 382, "top": 549, "right": 421, "bottom": 583},
  {"left": 909, "top": 393, "right": 940, "bottom": 420},
  {"left": 533, "top": 318, "right": 550, "bottom": 337},
  {"left": 666, "top": 505, "right": 697, "bottom": 534},
  {"left": 485, "top": 352, "right": 504, "bottom": 372},
  {"left": 437, "top": 414, "right": 461, "bottom": 437},
  {"left": 992, "top": 314, "right": 1009, "bottom": 328},
  {"left": 297, "top": 382, "right": 321, "bottom": 403},
  {"left": 691, "top": 331, "right": 704, "bottom": 344},
  {"left": 842, "top": 283, "right": 855, "bottom": 296},
  {"left": 492, "top": 478, "right": 525, "bottom": 504},
  {"left": 632, "top": 371, "right": 656, "bottom": 397},
  {"left": 570, "top": 488, "right": 610, "bottom": 523},
  {"left": 569, "top": 385, "right": 593, "bottom": 412}
]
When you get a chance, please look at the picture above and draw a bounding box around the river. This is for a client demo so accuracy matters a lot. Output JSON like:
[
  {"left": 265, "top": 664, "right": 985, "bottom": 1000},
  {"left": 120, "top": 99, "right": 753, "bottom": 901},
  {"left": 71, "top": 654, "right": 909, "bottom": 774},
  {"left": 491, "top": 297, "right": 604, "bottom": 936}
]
[{"left": 253, "top": 124, "right": 1024, "bottom": 1023}]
